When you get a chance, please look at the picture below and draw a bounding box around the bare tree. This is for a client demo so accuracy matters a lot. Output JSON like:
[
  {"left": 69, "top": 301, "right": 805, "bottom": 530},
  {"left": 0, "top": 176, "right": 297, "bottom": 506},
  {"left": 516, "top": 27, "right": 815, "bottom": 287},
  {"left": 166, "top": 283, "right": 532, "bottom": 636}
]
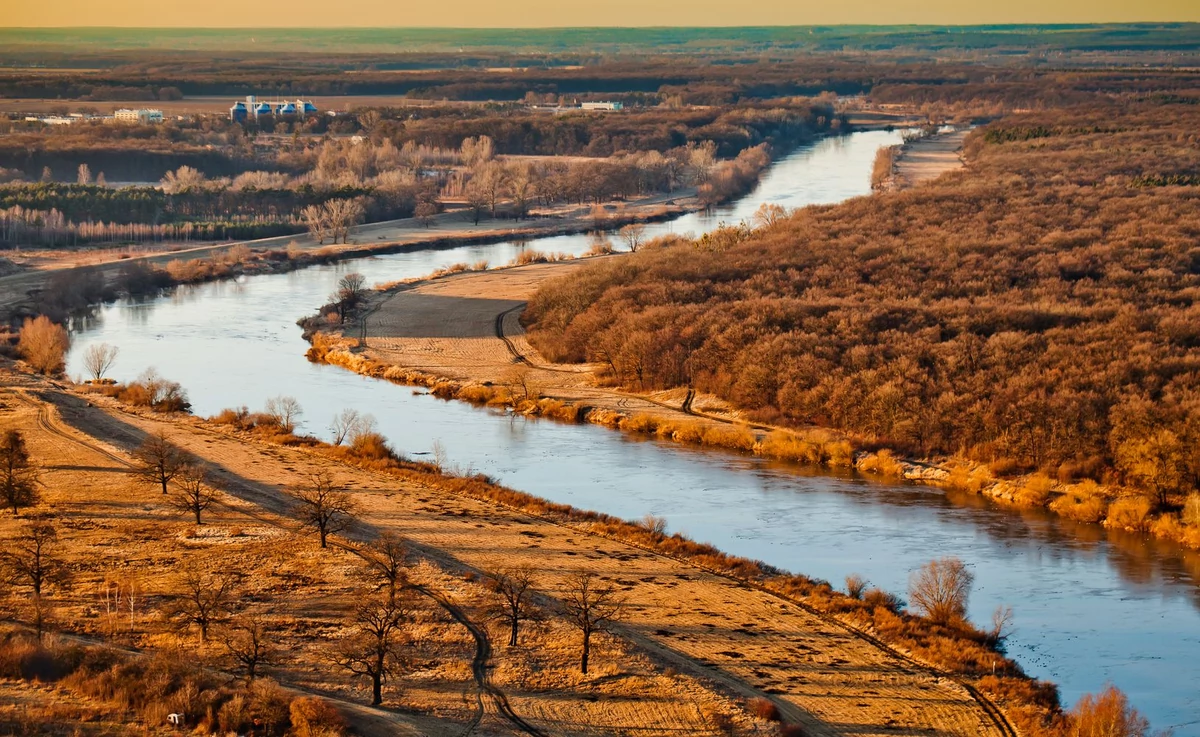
[
  {"left": 77, "top": 163, "right": 91, "bottom": 185},
  {"left": 337, "top": 593, "right": 412, "bottom": 706},
  {"left": 359, "top": 532, "right": 408, "bottom": 601},
  {"left": 489, "top": 566, "right": 538, "bottom": 647},
  {"left": 222, "top": 612, "right": 276, "bottom": 682},
  {"left": 908, "top": 557, "right": 974, "bottom": 625},
  {"left": 463, "top": 181, "right": 490, "bottom": 225},
  {"left": 331, "top": 272, "right": 368, "bottom": 323},
  {"left": 0, "top": 430, "right": 40, "bottom": 514},
  {"left": 752, "top": 202, "right": 789, "bottom": 229},
  {"left": 264, "top": 396, "right": 303, "bottom": 434},
  {"left": 82, "top": 343, "right": 119, "bottom": 381},
  {"left": 414, "top": 201, "right": 438, "bottom": 227},
  {"left": 17, "top": 316, "right": 70, "bottom": 375},
  {"left": 130, "top": 430, "right": 192, "bottom": 495},
  {"left": 330, "top": 409, "right": 377, "bottom": 447},
  {"left": 301, "top": 204, "right": 329, "bottom": 244},
  {"left": 171, "top": 465, "right": 219, "bottom": 525},
  {"left": 619, "top": 223, "right": 646, "bottom": 252},
  {"left": 473, "top": 161, "right": 507, "bottom": 218},
  {"left": 562, "top": 571, "right": 626, "bottom": 674},
  {"left": 640, "top": 514, "right": 667, "bottom": 539},
  {"left": 293, "top": 470, "right": 359, "bottom": 548},
  {"left": 169, "top": 567, "right": 237, "bottom": 645},
  {"left": 1, "top": 521, "right": 70, "bottom": 641}
]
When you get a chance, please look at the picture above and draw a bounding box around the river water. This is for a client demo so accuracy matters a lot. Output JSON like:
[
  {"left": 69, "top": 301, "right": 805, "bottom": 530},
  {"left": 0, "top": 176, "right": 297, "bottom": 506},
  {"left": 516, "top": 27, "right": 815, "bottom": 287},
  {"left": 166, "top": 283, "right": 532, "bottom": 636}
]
[{"left": 66, "top": 130, "right": 1200, "bottom": 733}]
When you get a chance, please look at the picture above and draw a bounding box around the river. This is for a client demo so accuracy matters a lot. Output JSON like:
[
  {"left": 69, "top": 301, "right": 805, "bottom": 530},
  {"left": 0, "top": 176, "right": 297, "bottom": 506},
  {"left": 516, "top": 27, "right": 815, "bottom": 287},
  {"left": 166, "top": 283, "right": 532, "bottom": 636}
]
[{"left": 66, "top": 130, "right": 1200, "bottom": 733}]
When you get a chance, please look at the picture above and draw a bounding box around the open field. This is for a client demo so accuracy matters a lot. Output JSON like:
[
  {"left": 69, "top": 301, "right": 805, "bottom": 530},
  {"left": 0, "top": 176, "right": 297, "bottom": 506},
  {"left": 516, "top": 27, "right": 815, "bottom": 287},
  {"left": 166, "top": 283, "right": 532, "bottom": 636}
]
[{"left": 0, "top": 367, "right": 1014, "bottom": 735}]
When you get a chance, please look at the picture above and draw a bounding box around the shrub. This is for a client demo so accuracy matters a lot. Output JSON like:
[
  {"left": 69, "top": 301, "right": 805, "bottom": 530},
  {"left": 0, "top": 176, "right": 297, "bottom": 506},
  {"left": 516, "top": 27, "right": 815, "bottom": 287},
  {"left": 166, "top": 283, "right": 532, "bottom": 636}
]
[
  {"left": 1050, "top": 481, "right": 1108, "bottom": 523},
  {"left": 1104, "top": 497, "right": 1153, "bottom": 532},
  {"left": 289, "top": 696, "right": 347, "bottom": 737},
  {"left": 17, "top": 316, "right": 69, "bottom": 375},
  {"left": 1014, "top": 473, "right": 1054, "bottom": 507},
  {"left": 747, "top": 697, "right": 781, "bottom": 722}
]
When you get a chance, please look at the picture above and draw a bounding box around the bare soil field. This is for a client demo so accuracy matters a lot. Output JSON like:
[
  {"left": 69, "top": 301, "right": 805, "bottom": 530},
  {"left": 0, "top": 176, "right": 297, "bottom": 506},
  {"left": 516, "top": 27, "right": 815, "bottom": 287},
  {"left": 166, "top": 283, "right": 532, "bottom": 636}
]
[
  {"left": 893, "top": 130, "right": 967, "bottom": 187},
  {"left": 0, "top": 367, "right": 1012, "bottom": 736}
]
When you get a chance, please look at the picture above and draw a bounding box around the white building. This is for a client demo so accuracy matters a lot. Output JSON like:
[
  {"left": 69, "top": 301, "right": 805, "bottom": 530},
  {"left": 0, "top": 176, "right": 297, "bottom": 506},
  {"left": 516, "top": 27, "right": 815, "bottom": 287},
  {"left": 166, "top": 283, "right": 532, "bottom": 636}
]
[
  {"left": 113, "top": 108, "right": 164, "bottom": 124},
  {"left": 581, "top": 101, "right": 624, "bottom": 112}
]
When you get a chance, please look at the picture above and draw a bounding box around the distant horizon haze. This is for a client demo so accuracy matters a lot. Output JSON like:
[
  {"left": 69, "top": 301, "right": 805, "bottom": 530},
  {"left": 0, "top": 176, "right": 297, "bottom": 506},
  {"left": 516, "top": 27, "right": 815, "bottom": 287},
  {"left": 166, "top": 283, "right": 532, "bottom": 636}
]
[{"left": 5, "top": 0, "right": 1200, "bottom": 27}]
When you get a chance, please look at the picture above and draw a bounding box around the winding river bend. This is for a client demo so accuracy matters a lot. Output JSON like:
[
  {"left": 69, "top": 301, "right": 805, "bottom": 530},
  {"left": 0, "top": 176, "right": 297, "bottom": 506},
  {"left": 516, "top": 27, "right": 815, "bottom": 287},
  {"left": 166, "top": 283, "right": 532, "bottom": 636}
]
[{"left": 67, "top": 130, "right": 1200, "bottom": 733}]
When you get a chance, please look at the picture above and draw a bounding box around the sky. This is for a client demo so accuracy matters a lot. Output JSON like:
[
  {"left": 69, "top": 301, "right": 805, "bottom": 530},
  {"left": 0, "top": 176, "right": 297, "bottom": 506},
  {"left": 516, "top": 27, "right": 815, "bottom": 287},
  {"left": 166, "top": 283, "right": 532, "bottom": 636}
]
[{"left": 5, "top": 0, "right": 1199, "bottom": 27}]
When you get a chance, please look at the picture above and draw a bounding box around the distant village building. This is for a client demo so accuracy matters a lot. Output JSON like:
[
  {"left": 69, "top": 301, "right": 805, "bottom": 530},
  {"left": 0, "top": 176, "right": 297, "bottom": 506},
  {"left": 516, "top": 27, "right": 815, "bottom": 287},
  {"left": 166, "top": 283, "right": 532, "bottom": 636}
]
[
  {"left": 113, "top": 108, "right": 164, "bottom": 124},
  {"left": 230, "top": 95, "right": 318, "bottom": 121},
  {"left": 581, "top": 101, "right": 624, "bottom": 112}
]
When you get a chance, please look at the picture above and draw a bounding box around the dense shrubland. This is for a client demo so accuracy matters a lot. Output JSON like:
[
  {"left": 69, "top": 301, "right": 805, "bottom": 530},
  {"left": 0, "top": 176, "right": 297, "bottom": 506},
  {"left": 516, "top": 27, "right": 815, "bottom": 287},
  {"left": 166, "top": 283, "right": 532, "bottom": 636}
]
[{"left": 524, "top": 93, "right": 1200, "bottom": 538}]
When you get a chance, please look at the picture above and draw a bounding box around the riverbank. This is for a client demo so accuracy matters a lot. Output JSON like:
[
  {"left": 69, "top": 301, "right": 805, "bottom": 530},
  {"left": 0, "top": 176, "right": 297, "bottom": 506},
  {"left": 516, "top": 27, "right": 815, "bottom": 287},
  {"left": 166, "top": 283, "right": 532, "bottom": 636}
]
[
  {"left": 874, "top": 129, "right": 968, "bottom": 191},
  {"left": 1, "top": 365, "right": 1044, "bottom": 736},
  {"left": 303, "top": 258, "right": 1200, "bottom": 560},
  {"left": 0, "top": 193, "right": 697, "bottom": 318}
]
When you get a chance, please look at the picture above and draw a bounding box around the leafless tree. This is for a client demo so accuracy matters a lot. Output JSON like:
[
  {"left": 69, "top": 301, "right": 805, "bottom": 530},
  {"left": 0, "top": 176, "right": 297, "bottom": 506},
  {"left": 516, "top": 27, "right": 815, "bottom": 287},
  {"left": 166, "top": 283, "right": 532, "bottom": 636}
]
[
  {"left": 293, "top": 470, "right": 359, "bottom": 548},
  {"left": 619, "top": 223, "right": 647, "bottom": 252},
  {"left": 1, "top": 521, "right": 70, "bottom": 641},
  {"left": 82, "top": 342, "right": 119, "bottom": 381},
  {"left": 77, "top": 163, "right": 91, "bottom": 185},
  {"left": 17, "top": 316, "right": 70, "bottom": 375},
  {"left": 359, "top": 532, "right": 409, "bottom": 601},
  {"left": 264, "top": 396, "right": 303, "bottom": 434},
  {"left": 330, "top": 408, "right": 364, "bottom": 446},
  {"left": 301, "top": 204, "right": 329, "bottom": 244},
  {"left": 752, "top": 202, "right": 789, "bottom": 229},
  {"left": 473, "top": 161, "right": 507, "bottom": 218},
  {"left": 130, "top": 430, "right": 193, "bottom": 495},
  {"left": 337, "top": 593, "right": 412, "bottom": 706},
  {"left": 489, "top": 566, "right": 538, "bottom": 647},
  {"left": 414, "top": 201, "right": 438, "bottom": 227},
  {"left": 562, "top": 571, "right": 626, "bottom": 674},
  {"left": 325, "top": 199, "right": 365, "bottom": 244},
  {"left": 169, "top": 567, "right": 237, "bottom": 645},
  {"left": 463, "top": 181, "right": 490, "bottom": 225},
  {"left": 908, "top": 557, "right": 974, "bottom": 625},
  {"left": 222, "top": 612, "right": 276, "bottom": 682},
  {"left": 0, "top": 430, "right": 40, "bottom": 514},
  {"left": 332, "top": 272, "right": 368, "bottom": 323},
  {"left": 171, "top": 465, "right": 219, "bottom": 525}
]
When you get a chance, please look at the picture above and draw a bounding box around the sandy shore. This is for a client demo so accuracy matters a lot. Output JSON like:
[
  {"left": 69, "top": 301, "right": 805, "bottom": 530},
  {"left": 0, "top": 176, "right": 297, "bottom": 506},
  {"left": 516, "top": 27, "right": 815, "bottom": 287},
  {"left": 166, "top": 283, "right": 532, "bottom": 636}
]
[{"left": 893, "top": 130, "right": 968, "bottom": 188}]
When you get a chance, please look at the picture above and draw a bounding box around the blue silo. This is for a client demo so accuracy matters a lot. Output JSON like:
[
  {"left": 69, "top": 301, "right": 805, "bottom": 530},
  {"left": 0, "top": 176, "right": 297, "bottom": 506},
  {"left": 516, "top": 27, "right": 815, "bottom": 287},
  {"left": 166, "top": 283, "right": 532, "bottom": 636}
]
[{"left": 229, "top": 102, "right": 248, "bottom": 122}]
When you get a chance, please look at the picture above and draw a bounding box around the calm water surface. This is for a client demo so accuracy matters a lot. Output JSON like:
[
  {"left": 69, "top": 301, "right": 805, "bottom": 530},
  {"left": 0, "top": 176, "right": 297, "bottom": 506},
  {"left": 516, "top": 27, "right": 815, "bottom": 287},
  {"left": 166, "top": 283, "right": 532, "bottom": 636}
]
[{"left": 67, "top": 131, "right": 1200, "bottom": 732}]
